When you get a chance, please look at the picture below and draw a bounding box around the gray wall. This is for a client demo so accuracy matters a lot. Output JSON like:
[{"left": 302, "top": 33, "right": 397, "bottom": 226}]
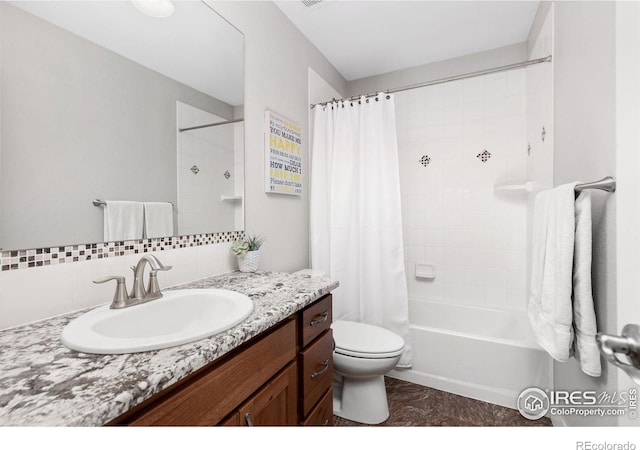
[
  {"left": 347, "top": 42, "right": 527, "bottom": 97},
  {"left": 209, "top": 1, "right": 348, "bottom": 273},
  {"left": 551, "top": 1, "right": 618, "bottom": 426},
  {"left": 0, "top": 3, "right": 233, "bottom": 249}
]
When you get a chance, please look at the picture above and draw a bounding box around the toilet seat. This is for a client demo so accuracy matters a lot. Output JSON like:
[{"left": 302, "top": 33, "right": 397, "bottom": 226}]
[{"left": 332, "top": 320, "right": 405, "bottom": 359}]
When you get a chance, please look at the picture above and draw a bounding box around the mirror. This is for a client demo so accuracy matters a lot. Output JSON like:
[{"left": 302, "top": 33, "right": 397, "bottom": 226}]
[{"left": 0, "top": 0, "right": 244, "bottom": 251}]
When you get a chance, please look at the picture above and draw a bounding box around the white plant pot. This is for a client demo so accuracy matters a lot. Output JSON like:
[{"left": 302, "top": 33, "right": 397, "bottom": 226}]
[{"left": 238, "top": 250, "right": 260, "bottom": 273}]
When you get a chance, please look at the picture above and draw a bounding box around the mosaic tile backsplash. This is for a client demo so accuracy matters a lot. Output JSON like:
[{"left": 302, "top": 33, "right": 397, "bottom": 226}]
[{"left": 0, "top": 231, "right": 244, "bottom": 272}]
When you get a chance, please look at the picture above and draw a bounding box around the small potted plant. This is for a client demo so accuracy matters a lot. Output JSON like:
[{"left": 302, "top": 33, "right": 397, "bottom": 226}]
[{"left": 231, "top": 234, "right": 265, "bottom": 273}]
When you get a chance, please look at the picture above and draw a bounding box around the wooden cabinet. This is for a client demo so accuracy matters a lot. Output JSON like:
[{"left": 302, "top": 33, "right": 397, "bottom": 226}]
[
  {"left": 300, "top": 294, "right": 332, "bottom": 346},
  {"left": 298, "top": 294, "right": 333, "bottom": 425},
  {"left": 109, "top": 294, "right": 333, "bottom": 427}
]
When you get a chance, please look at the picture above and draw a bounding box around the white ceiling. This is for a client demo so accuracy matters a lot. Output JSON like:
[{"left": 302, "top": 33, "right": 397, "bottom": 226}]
[
  {"left": 9, "top": 1, "right": 244, "bottom": 106},
  {"left": 275, "top": 0, "right": 539, "bottom": 81}
]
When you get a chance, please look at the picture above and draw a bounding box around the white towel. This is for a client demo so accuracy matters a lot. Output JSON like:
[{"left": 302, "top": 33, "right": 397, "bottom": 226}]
[
  {"left": 528, "top": 183, "right": 577, "bottom": 362},
  {"left": 572, "top": 191, "right": 601, "bottom": 377},
  {"left": 143, "top": 202, "right": 174, "bottom": 239},
  {"left": 103, "top": 201, "right": 144, "bottom": 242}
]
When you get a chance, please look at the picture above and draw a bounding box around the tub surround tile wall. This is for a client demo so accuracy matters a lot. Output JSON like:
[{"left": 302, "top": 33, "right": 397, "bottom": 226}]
[
  {"left": 525, "top": 4, "right": 554, "bottom": 315},
  {"left": 0, "top": 271, "right": 338, "bottom": 426},
  {"left": 177, "top": 102, "right": 241, "bottom": 235},
  {"left": 396, "top": 69, "right": 528, "bottom": 313}
]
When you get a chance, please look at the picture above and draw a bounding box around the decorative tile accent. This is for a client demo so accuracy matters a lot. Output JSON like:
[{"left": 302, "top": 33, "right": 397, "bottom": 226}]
[
  {"left": 476, "top": 149, "right": 492, "bottom": 162},
  {"left": 419, "top": 155, "right": 431, "bottom": 167},
  {"left": 541, "top": 126, "right": 546, "bottom": 142},
  {"left": 0, "top": 231, "right": 245, "bottom": 272}
]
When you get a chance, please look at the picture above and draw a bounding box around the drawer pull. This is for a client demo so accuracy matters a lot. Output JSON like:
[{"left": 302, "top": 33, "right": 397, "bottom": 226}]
[
  {"left": 245, "top": 413, "right": 254, "bottom": 426},
  {"left": 311, "top": 359, "right": 329, "bottom": 379},
  {"left": 309, "top": 311, "right": 329, "bottom": 327}
]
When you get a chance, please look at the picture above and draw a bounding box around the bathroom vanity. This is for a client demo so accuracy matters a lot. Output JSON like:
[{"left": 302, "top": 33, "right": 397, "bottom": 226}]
[
  {"left": 112, "top": 294, "right": 333, "bottom": 426},
  {"left": 0, "top": 271, "right": 337, "bottom": 426}
]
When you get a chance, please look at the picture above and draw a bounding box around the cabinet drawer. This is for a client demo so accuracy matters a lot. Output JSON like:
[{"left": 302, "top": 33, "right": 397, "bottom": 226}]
[
  {"left": 302, "top": 387, "right": 333, "bottom": 426},
  {"left": 300, "top": 330, "right": 333, "bottom": 416},
  {"left": 128, "top": 319, "right": 296, "bottom": 426},
  {"left": 300, "top": 294, "right": 332, "bottom": 347}
]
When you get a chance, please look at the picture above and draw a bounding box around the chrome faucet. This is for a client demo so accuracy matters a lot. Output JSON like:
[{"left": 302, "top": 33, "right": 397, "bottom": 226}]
[{"left": 94, "top": 255, "right": 172, "bottom": 309}]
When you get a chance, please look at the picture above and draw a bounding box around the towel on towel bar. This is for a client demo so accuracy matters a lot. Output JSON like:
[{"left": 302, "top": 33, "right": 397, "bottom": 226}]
[
  {"left": 528, "top": 183, "right": 601, "bottom": 376},
  {"left": 103, "top": 201, "right": 144, "bottom": 242},
  {"left": 143, "top": 202, "right": 174, "bottom": 239},
  {"left": 572, "top": 191, "right": 601, "bottom": 376},
  {"left": 528, "top": 183, "right": 576, "bottom": 362}
]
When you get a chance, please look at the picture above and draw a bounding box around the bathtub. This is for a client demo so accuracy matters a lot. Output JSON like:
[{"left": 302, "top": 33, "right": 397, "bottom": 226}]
[{"left": 388, "top": 300, "right": 552, "bottom": 409}]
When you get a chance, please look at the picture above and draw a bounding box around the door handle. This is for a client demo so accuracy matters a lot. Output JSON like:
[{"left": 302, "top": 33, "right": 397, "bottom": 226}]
[{"left": 597, "top": 324, "right": 640, "bottom": 385}]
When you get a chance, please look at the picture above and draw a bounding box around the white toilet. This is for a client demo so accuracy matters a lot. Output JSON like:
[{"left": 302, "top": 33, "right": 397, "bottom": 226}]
[
  {"left": 293, "top": 269, "right": 405, "bottom": 424},
  {"left": 331, "top": 320, "right": 405, "bottom": 424}
]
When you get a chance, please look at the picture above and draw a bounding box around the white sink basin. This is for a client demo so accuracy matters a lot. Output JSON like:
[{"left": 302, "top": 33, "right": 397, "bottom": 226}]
[{"left": 61, "top": 289, "right": 254, "bottom": 354}]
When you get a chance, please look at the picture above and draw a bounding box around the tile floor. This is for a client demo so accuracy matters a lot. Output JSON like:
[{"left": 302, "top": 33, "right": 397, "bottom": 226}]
[{"left": 333, "top": 377, "right": 552, "bottom": 427}]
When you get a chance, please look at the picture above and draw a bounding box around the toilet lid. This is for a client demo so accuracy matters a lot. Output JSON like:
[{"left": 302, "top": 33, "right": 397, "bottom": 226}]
[{"left": 332, "top": 320, "right": 405, "bottom": 358}]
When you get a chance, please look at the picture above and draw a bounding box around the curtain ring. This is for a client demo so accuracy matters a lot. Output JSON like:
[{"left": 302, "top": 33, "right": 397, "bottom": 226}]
[
  {"left": 366, "top": 98, "right": 369, "bottom": 103},
  {"left": 386, "top": 95, "right": 390, "bottom": 100},
  {"left": 375, "top": 97, "right": 379, "bottom": 101},
  {"left": 350, "top": 102, "right": 353, "bottom": 107}
]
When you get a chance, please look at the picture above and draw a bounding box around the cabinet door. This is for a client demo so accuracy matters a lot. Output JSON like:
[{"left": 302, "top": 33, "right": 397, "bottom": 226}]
[
  {"left": 126, "top": 320, "right": 296, "bottom": 426},
  {"left": 237, "top": 362, "right": 298, "bottom": 426}
]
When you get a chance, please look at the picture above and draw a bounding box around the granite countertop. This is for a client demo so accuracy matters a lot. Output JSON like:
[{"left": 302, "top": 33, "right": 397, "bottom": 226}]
[{"left": 0, "top": 271, "right": 338, "bottom": 426}]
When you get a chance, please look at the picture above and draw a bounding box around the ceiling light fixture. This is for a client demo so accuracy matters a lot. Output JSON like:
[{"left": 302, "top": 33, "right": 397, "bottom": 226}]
[{"left": 131, "top": 0, "right": 174, "bottom": 18}]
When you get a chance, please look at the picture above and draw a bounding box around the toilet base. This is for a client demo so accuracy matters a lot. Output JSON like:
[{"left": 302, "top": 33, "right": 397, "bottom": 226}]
[{"left": 333, "top": 374, "right": 390, "bottom": 424}]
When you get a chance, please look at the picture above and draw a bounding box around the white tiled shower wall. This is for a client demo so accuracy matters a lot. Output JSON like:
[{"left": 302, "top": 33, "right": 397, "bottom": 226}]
[
  {"left": 396, "top": 68, "right": 529, "bottom": 313},
  {"left": 177, "top": 102, "right": 241, "bottom": 235},
  {"left": 526, "top": 6, "right": 554, "bottom": 288}
]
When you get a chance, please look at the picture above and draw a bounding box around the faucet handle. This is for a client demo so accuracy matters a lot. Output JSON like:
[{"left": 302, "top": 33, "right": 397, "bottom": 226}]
[
  {"left": 147, "top": 255, "right": 173, "bottom": 300},
  {"left": 94, "top": 276, "right": 130, "bottom": 309},
  {"left": 94, "top": 275, "right": 125, "bottom": 284},
  {"left": 147, "top": 255, "right": 172, "bottom": 272}
]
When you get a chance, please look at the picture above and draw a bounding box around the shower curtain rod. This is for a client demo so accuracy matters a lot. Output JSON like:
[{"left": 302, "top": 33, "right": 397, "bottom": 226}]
[
  {"left": 310, "top": 55, "right": 552, "bottom": 109},
  {"left": 178, "top": 118, "right": 244, "bottom": 133}
]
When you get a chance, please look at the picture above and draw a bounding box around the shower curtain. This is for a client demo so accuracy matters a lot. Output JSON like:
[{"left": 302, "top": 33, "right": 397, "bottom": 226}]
[{"left": 310, "top": 94, "right": 411, "bottom": 367}]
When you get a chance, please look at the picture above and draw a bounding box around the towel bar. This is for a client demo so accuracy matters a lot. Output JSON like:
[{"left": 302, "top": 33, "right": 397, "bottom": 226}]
[
  {"left": 93, "top": 199, "right": 175, "bottom": 207},
  {"left": 575, "top": 176, "right": 616, "bottom": 193}
]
